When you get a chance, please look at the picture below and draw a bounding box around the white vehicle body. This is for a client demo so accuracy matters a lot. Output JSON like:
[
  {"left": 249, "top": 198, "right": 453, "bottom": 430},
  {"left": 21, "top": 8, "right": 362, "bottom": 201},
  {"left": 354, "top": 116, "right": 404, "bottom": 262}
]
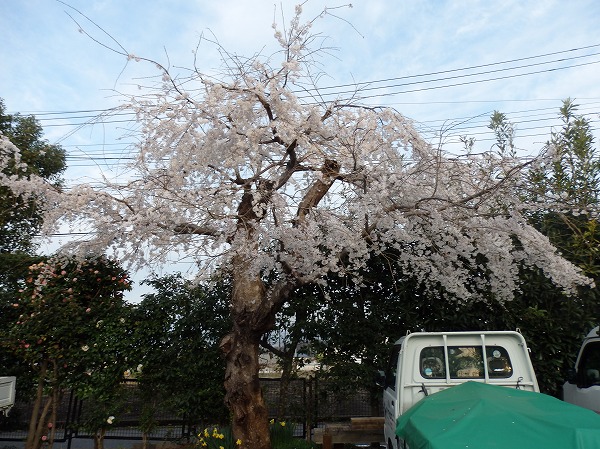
[
  {"left": 563, "top": 326, "right": 600, "bottom": 413},
  {"left": 381, "top": 331, "right": 539, "bottom": 449},
  {"left": 0, "top": 377, "right": 16, "bottom": 416}
]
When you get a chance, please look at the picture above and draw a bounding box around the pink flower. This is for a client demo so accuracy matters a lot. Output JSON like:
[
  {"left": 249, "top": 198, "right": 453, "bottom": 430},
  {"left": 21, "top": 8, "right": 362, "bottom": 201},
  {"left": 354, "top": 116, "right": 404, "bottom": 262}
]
[
  {"left": 86, "top": 308, "right": 91, "bottom": 313},
  {"left": 42, "top": 435, "right": 48, "bottom": 441},
  {"left": 48, "top": 423, "right": 53, "bottom": 429}
]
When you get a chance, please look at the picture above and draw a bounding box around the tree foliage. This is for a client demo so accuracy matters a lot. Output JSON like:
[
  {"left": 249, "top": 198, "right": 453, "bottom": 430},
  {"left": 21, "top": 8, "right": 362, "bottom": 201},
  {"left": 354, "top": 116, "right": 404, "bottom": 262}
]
[
  {"left": 518, "top": 99, "right": 600, "bottom": 393},
  {"left": 6, "top": 255, "right": 130, "bottom": 449},
  {"left": 0, "top": 99, "right": 67, "bottom": 383},
  {"left": 527, "top": 99, "right": 600, "bottom": 275},
  {"left": 129, "top": 274, "right": 231, "bottom": 431},
  {"left": 274, "top": 101, "right": 600, "bottom": 400},
  {"left": 0, "top": 99, "right": 66, "bottom": 254}
]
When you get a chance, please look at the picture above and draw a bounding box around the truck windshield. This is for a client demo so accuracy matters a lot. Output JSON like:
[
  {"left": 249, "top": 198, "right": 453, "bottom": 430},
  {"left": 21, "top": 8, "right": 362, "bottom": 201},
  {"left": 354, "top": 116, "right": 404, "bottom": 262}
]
[{"left": 420, "top": 345, "right": 513, "bottom": 379}]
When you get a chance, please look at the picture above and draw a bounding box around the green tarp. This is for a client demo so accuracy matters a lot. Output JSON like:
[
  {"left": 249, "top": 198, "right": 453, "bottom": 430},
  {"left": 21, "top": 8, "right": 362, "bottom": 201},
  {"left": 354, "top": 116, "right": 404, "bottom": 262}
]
[{"left": 396, "top": 381, "right": 600, "bottom": 449}]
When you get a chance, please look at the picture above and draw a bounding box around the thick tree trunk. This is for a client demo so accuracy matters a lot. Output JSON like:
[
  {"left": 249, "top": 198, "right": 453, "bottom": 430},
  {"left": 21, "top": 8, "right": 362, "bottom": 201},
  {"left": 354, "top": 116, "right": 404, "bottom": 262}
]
[
  {"left": 222, "top": 328, "right": 271, "bottom": 449},
  {"left": 221, "top": 250, "right": 297, "bottom": 449},
  {"left": 220, "top": 253, "right": 272, "bottom": 449}
]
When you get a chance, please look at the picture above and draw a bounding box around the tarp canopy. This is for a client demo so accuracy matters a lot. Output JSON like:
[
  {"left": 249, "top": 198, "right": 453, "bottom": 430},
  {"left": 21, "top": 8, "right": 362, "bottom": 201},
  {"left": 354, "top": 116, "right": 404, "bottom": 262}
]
[{"left": 396, "top": 381, "right": 600, "bottom": 449}]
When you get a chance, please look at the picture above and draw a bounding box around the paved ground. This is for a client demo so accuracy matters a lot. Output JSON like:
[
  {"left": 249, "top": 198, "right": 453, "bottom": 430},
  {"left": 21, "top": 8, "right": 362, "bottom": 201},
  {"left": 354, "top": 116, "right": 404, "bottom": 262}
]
[{"left": 1, "top": 439, "right": 149, "bottom": 449}]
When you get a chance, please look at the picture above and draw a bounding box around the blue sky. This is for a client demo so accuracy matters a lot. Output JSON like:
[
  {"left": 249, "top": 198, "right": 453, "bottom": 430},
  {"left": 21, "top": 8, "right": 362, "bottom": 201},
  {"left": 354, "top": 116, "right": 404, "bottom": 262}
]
[{"left": 2, "top": 0, "right": 600, "bottom": 301}]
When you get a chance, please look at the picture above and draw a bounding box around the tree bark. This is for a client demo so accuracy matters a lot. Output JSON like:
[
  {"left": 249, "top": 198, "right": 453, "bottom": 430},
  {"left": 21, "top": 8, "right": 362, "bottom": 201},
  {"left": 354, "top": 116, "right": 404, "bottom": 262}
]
[
  {"left": 26, "top": 360, "right": 53, "bottom": 449},
  {"left": 277, "top": 355, "right": 294, "bottom": 420},
  {"left": 93, "top": 428, "right": 106, "bottom": 449},
  {"left": 222, "top": 328, "right": 270, "bottom": 449},
  {"left": 49, "top": 382, "right": 59, "bottom": 449},
  {"left": 26, "top": 360, "right": 46, "bottom": 449},
  {"left": 221, "top": 178, "right": 301, "bottom": 448},
  {"left": 221, "top": 252, "right": 296, "bottom": 449},
  {"left": 220, "top": 253, "right": 271, "bottom": 449}
]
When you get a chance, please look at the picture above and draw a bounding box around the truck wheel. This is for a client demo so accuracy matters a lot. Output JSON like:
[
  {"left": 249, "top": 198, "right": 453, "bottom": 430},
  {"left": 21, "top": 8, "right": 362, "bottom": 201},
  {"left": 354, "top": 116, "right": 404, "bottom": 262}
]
[{"left": 389, "top": 438, "right": 404, "bottom": 449}]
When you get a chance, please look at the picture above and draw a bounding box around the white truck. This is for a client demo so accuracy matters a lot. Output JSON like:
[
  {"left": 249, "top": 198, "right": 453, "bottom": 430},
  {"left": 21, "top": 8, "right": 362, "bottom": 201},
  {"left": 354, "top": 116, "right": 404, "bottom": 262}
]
[
  {"left": 563, "top": 326, "right": 600, "bottom": 413},
  {"left": 380, "top": 331, "right": 539, "bottom": 449},
  {"left": 0, "top": 376, "right": 16, "bottom": 416}
]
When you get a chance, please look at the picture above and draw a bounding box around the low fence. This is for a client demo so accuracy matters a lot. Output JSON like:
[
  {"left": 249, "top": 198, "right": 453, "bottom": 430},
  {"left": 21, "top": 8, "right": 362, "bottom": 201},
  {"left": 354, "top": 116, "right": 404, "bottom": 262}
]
[{"left": 0, "top": 378, "right": 383, "bottom": 447}]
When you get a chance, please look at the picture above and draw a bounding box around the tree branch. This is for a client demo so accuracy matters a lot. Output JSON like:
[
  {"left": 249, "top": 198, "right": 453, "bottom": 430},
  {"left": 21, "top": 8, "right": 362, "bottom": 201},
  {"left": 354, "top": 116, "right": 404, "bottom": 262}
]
[
  {"left": 295, "top": 159, "right": 340, "bottom": 224},
  {"left": 172, "top": 223, "right": 219, "bottom": 236}
]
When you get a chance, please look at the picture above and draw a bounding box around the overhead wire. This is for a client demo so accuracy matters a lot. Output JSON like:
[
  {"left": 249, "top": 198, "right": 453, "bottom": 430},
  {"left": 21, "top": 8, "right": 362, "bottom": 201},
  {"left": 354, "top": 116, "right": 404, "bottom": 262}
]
[
  {"left": 294, "top": 43, "right": 600, "bottom": 93},
  {"left": 14, "top": 43, "right": 600, "bottom": 120},
  {"left": 5, "top": 43, "right": 598, "bottom": 172}
]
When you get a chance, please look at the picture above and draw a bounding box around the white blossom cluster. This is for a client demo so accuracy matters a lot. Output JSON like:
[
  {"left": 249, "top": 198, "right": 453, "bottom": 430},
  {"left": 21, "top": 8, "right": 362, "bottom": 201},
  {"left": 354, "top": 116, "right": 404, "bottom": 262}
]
[{"left": 0, "top": 9, "right": 592, "bottom": 304}]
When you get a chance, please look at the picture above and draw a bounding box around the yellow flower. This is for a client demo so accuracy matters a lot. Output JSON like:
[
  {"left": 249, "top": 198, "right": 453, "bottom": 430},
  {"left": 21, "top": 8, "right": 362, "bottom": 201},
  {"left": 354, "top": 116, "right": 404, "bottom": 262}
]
[
  {"left": 269, "top": 419, "right": 275, "bottom": 424},
  {"left": 236, "top": 439, "right": 242, "bottom": 446},
  {"left": 280, "top": 421, "right": 286, "bottom": 427},
  {"left": 201, "top": 443, "right": 207, "bottom": 447},
  {"left": 203, "top": 429, "right": 209, "bottom": 438},
  {"left": 219, "top": 446, "right": 224, "bottom": 449},
  {"left": 218, "top": 434, "right": 224, "bottom": 439}
]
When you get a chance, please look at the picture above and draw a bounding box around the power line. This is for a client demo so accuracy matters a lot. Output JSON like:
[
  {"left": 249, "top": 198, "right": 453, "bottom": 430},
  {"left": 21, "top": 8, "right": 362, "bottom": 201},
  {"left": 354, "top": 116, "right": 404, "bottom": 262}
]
[
  {"left": 8, "top": 99, "right": 592, "bottom": 118},
  {"left": 29, "top": 101, "right": 600, "bottom": 136},
  {"left": 297, "top": 52, "right": 600, "bottom": 99},
  {"left": 10, "top": 44, "right": 600, "bottom": 121},
  {"left": 299, "top": 43, "right": 600, "bottom": 92},
  {"left": 329, "top": 60, "right": 600, "bottom": 102},
  {"left": 53, "top": 107, "right": 599, "bottom": 166},
  {"left": 5, "top": 43, "right": 597, "bottom": 160},
  {"left": 22, "top": 90, "right": 600, "bottom": 133}
]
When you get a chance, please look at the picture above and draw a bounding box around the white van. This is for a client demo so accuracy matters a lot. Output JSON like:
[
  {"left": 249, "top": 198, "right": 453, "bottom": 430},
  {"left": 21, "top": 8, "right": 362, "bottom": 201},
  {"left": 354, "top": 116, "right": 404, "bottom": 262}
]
[
  {"left": 563, "top": 326, "right": 600, "bottom": 413},
  {"left": 381, "top": 331, "right": 539, "bottom": 449}
]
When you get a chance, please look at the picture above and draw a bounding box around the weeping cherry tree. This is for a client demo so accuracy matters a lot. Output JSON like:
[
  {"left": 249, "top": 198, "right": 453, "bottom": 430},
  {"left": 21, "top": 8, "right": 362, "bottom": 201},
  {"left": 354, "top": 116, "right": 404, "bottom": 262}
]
[{"left": 0, "top": 6, "right": 593, "bottom": 449}]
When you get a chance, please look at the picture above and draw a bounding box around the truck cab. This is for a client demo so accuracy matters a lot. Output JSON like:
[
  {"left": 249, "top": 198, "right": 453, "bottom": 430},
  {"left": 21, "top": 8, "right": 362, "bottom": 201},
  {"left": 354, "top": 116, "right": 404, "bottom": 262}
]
[
  {"left": 0, "top": 377, "right": 16, "bottom": 417},
  {"left": 563, "top": 326, "right": 600, "bottom": 413},
  {"left": 381, "top": 331, "right": 539, "bottom": 449}
]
